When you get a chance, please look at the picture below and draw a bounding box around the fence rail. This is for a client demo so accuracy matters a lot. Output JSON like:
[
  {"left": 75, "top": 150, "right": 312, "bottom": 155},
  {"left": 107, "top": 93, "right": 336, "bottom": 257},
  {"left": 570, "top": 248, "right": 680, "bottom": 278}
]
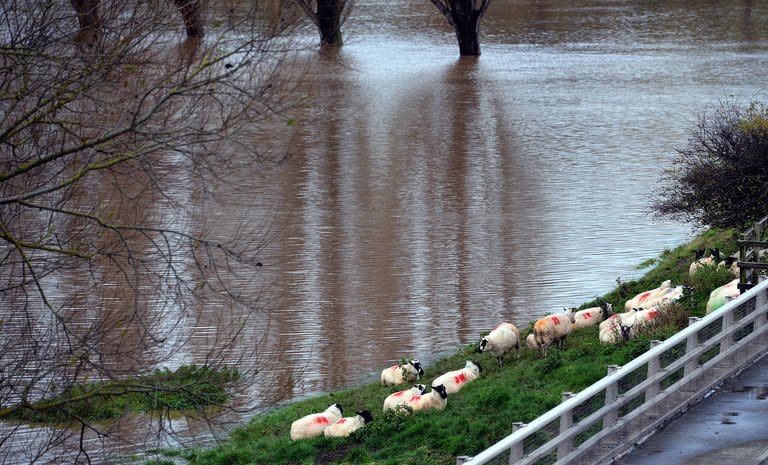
[{"left": 461, "top": 279, "right": 768, "bottom": 465}]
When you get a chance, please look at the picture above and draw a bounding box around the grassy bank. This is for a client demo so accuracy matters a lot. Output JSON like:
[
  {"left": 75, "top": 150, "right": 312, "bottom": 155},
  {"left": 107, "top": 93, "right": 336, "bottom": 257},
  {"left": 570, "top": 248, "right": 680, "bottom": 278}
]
[{"left": 151, "top": 229, "right": 739, "bottom": 465}]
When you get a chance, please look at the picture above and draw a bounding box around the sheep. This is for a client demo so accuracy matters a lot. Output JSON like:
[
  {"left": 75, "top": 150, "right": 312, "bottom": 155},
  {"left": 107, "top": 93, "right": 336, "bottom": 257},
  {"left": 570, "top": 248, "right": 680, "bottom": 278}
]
[
  {"left": 532, "top": 312, "right": 573, "bottom": 357},
  {"left": 403, "top": 384, "right": 448, "bottom": 413},
  {"left": 689, "top": 248, "right": 720, "bottom": 275},
  {"left": 526, "top": 333, "right": 541, "bottom": 351},
  {"left": 632, "top": 285, "right": 687, "bottom": 313},
  {"left": 598, "top": 317, "right": 634, "bottom": 345},
  {"left": 706, "top": 278, "right": 741, "bottom": 314},
  {"left": 289, "top": 403, "right": 343, "bottom": 441},
  {"left": 572, "top": 302, "right": 613, "bottom": 330},
  {"left": 323, "top": 410, "right": 374, "bottom": 438},
  {"left": 476, "top": 322, "right": 521, "bottom": 365},
  {"left": 380, "top": 359, "right": 424, "bottom": 386},
  {"left": 431, "top": 360, "right": 481, "bottom": 394},
  {"left": 718, "top": 256, "right": 740, "bottom": 278},
  {"left": 382, "top": 384, "right": 427, "bottom": 411},
  {"left": 623, "top": 307, "right": 663, "bottom": 330},
  {"left": 624, "top": 280, "right": 673, "bottom": 311}
]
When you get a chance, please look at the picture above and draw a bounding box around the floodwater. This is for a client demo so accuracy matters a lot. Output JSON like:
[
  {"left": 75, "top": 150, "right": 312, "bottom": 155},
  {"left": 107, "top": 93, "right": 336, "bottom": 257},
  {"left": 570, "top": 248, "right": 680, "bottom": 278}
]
[{"left": 3, "top": 0, "right": 768, "bottom": 462}]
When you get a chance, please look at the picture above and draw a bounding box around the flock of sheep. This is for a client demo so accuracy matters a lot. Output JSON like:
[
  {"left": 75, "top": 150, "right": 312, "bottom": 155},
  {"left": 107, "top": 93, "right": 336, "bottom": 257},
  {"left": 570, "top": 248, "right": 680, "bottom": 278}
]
[{"left": 289, "top": 247, "right": 742, "bottom": 441}]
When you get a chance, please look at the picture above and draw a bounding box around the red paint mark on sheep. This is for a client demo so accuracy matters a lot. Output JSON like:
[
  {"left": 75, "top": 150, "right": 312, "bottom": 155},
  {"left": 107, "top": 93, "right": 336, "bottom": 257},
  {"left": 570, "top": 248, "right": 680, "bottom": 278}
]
[
  {"left": 551, "top": 316, "right": 560, "bottom": 325},
  {"left": 336, "top": 418, "right": 347, "bottom": 424},
  {"left": 314, "top": 416, "right": 330, "bottom": 425},
  {"left": 583, "top": 312, "right": 592, "bottom": 319},
  {"left": 408, "top": 395, "right": 421, "bottom": 402},
  {"left": 638, "top": 291, "right": 652, "bottom": 302},
  {"left": 454, "top": 373, "right": 467, "bottom": 384},
  {"left": 390, "top": 365, "right": 399, "bottom": 371}
]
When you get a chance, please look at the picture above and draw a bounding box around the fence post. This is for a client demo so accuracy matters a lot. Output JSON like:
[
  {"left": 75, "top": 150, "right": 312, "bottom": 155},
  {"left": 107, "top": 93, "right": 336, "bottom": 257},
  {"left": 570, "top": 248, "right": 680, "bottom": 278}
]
[
  {"left": 558, "top": 392, "right": 575, "bottom": 460},
  {"left": 603, "top": 365, "right": 621, "bottom": 428},
  {"left": 508, "top": 422, "right": 527, "bottom": 464},
  {"left": 646, "top": 340, "right": 663, "bottom": 400}
]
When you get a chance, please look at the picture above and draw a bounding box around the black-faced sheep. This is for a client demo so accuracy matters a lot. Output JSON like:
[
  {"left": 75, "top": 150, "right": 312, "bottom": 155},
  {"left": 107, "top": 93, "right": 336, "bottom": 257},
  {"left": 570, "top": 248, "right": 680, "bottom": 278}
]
[
  {"left": 323, "top": 410, "right": 374, "bottom": 437},
  {"left": 382, "top": 384, "right": 427, "bottom": 411},
  {"left": 476, "top": 322, "right": 521, "bottom": 365},
  {"left": 532, "top": 312, "right": 573, "bottom": 357},
  {"left": 431, "top": 360, "right": 481, "bottom": 394},
  {"left": 380, "top": 359, "right": 424, "bottom": 386},
  {"left": 289, "top": 403, "right": 343, "bottom": 441},
  {"left": 403, "top": 384, "right": 448, "bottom": 413},
  {"left": 598, "top": 316, "right": 633, "bottom": 345},
  {"left": 689, "top": 248, "right": 720, "bottom": 275}
]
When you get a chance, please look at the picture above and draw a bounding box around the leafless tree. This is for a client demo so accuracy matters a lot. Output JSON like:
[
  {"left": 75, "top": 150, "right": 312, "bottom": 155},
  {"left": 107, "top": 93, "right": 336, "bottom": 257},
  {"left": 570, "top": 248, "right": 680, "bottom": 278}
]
[
  {"left": 651, "top": 100, "right": 768, "bottom": 229},
  {"left": 294, "top": 0, "right": 354, "bottom": 46},
  {"left": 429, "top": 0, "right": 490, "bottom": 55},
  {"left": 0, "top": 0, "right": 294, "bottom": 463}
]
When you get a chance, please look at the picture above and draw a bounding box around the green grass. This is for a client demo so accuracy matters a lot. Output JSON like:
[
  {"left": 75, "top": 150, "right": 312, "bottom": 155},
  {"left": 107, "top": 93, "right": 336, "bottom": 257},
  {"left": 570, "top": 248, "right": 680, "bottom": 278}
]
[
  {"left": 6, "top": 365, "right": 239, "bottom": 425},
  {"left": 154, "top": 228, "right": 740, "bottom": 465}
]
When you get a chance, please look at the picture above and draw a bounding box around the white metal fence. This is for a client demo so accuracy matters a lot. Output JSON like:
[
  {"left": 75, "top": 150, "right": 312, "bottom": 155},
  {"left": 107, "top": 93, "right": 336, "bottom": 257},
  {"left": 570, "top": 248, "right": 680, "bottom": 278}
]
[{"left": 460, "top": 278, "right": 768, "bottom": 465}]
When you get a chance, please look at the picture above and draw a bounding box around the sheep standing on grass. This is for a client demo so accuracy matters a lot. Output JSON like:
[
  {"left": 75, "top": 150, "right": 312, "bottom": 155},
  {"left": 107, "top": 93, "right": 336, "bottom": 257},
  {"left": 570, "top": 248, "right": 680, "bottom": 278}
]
[
  {"left": 431, "top": 360, "right": 481, "bottom": 394},
  {"left": 289, "top": 403, "right": 343, "bottom": 440},
  {"left": 403, "top": 384, "right": 448, "bottom": 413},
  {"left": 526, "top": 333, "right": 541, "bottom": 351},
  {"left": 323, "top": 410, "right": 374, "bottom": 438},
  {"left": 476, "top": 322, "right": 521, "bottom": 365},
  {"left": 532, "top": 312, "right": 573, "bottom": 357},
  {"left": 383, "top": 384, "right": 427, "bottom": 411},
  {"left": 380, "top": 359, "right": 424, "bottom": 386},
  {"left": 572, "top": 303, "right": 612, "bottom": 330}
]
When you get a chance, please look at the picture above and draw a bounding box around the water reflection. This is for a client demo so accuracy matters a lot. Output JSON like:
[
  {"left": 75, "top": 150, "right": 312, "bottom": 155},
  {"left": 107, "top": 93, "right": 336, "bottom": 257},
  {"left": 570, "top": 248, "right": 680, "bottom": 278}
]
[{"left": 3, "top": 0, "right": 768, "bottom": 462}]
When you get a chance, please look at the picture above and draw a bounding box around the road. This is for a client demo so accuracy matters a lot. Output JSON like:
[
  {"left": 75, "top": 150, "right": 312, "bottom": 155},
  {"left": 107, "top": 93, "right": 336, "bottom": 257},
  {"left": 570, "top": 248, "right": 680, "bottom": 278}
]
[{"left": 620, "top": 353, "right": 768, "bottom": 465}]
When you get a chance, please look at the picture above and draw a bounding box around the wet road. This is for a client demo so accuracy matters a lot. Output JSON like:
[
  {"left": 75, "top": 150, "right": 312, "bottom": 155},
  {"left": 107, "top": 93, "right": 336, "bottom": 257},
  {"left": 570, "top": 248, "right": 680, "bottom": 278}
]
[{"left": 621, "top": 353, "right": 768, "bottom": 465}]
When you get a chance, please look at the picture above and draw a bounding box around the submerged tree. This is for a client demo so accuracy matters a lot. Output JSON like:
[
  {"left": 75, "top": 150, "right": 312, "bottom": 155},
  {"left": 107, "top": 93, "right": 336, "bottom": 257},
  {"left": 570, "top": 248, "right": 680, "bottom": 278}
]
[
  {"left": 0, "top": 0, "right": 293, "bottom": 463},
  {"left": 429, "top": 0, "right": 490, "bottom": 56},
  {"left": 294, "top": 0, "right": 354, "bottom": 46},
  {"left": 651, "top": 100, "right": 768, "bottom": 230}
]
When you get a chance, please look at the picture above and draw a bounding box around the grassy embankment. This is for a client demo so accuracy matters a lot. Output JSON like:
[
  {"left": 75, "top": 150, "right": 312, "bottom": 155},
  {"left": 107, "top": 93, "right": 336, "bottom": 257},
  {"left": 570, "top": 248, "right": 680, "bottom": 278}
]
[{"left": 151, "top": 229, "right": 739, "bottom": 465}]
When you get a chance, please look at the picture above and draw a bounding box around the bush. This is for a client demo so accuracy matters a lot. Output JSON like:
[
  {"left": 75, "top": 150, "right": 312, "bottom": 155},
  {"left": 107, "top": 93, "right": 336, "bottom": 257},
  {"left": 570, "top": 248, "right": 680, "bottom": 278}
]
[{"left": 651, "top": 100, "right": 768, "bottom": 229}]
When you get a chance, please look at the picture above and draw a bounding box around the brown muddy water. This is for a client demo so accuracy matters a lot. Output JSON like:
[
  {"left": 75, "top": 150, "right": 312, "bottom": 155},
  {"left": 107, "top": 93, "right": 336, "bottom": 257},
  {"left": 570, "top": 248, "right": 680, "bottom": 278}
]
[{"left": 4, "top": 0, "right": 768, "bottom": 462}]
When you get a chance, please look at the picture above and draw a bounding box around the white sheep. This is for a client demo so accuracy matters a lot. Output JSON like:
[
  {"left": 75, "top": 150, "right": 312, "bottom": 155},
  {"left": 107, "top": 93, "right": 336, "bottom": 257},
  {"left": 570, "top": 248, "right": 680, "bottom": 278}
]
[
  {"left": 323, "top": 410, "right": 374, "bottom": 438},
  {"left": 476, "top": 322, "right": 521, "bottom": 365},
  {"left": 380, "top": 359, "right": 424, "bottom": 386},
  {"left": 623, "top": 307, "right": 663, "bottom": 329},
  {"left": 572, "top": 303, "right": 613, "bottom": 330},
  {"left": 636, "top": 285, "right": 686, "bottom": 311},
  {"left": 289, "top": 403, "right": 343, "bottom": 441},
  {"left": 382, "top": 384, "right": 427, "bottom": 411},
  {"left": 706, "top": 278, "right": 740, "bottom": 314},
  {"left": 718, "top": 256, "right": 740, "bottom": 278},
  {"left": 624, "top": 280, "right": 673, "bottom": 311},
  {"left": 403, "top": 384, "right": 448, "bottom": 413},
  {"left": 430, "top": 360, "right": 481, "bottom": 394},
  {"left": 526, "top": 333, "right": 541, "bottom": 351},
  {"left": 689, "top": 248, "right": 720, "bottom": 275},
  {"left": 532, "top": 312, "right": 573, "bottom": 357},
  {"left": 598, "top": 317, "right": 634, "bottom": 345}
]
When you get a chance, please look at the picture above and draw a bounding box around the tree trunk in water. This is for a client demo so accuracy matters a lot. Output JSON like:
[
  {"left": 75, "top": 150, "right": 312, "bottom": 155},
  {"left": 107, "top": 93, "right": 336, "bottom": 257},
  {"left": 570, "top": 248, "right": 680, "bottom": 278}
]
[
  {"left": 451, "top": 0, "right": 481, "bottom": 56},
  {"left": 317, "top": 0, "right": 343, "bottom": 46}
]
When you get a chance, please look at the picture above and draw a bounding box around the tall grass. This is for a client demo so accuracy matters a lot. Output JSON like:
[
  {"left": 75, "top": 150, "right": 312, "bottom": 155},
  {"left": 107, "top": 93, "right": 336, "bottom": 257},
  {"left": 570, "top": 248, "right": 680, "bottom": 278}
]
[{"left": 159, "top": 229, "right": 738, "bottom": 465}]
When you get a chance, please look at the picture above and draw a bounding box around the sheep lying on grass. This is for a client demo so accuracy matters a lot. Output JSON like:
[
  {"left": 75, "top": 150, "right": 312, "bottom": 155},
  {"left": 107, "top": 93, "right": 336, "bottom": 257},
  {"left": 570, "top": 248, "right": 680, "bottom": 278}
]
[
  {"left": 689, "top": 248, "right": 720, "bottom": 275},
  {"left": 431, "top": 360, "right": 481, "bottom": 394},
  {"left": 476, "top": 322, "right": 520, "bottom": 365},
  {"left": 323, "top": 410, "right": 374, "bottom": 438},
  {"left": 706, "top": 278, "right": 740, "bottom": 314},
  {"left": 290, "top": 403, "right": 343, "bottom": 440},
  {"left": 624, "top": 280, "right": 673, "bottom": 311},
  {"left": 598, "top": 316, "right": 633, "bottom": 345},
  {"left": 403, "top": 384, "right": 448, "bottom": 413},
  {"left": 383, "top": 384, "right": 427, "bottom": 411},
  {"left": 572, "top": 303, "right": 612, "bottom": 330},
  {"left": 380, "top": 359, "right": 424, "bottom": 386}
]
